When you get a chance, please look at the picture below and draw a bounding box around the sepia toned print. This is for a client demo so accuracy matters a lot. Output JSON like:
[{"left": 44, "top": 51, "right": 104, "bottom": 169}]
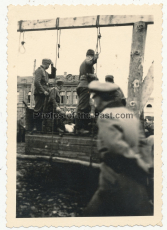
[{"left": 7, "top": 4, "right": 162, "bottom": 227}]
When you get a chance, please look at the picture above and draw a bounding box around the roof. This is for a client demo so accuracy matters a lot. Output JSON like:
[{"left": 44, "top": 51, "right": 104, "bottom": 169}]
[
  {"left": 17, "top": 74, "right": 79, "bottom": 84},
  {"left": 17, "top": 76, "right": 33, "bottom": 84}
]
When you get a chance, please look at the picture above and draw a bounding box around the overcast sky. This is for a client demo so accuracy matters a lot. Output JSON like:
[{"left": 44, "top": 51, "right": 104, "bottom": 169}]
[{"left": 17, "top": 24, "right": 154, "bottom": 97}]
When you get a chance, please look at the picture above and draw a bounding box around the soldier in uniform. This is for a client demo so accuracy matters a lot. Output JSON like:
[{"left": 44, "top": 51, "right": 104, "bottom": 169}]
[
  {"left": 42, "top": 79, "right": 65, "bottom": 134},
  {"left": 83, "top": 81, "right": 153, "bottom": 216},
  {"left": 105, "top": 75, "right": 126, "bottom": 106},
  {"left": 75, "top": 49, "right": 99, "bottom": 135},
  {"left": 31, "top": 59, "right": 53, "bottom": 134},
  {"left": 18, "top": 116, "right": 26, "bottom": 142}
]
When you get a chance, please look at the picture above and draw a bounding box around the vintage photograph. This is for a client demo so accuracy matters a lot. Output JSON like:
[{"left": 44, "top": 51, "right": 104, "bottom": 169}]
[
  {"left": 6, "top": 4, "right": 163, "bottom": 227},
  {"left": 16, "top": 14, "right": 154, "bottom": 218}
]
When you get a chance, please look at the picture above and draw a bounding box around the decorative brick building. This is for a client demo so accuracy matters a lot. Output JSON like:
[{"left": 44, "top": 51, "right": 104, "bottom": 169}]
[
  {"left": 17, "top": 76, "right": 33, "bottom": 120},
  {"left": 17, "top": 73, "right": 79, "bottom": 120}
]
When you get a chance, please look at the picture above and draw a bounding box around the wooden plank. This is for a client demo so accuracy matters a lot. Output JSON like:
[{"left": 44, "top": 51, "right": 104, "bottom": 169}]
[
  {"left": 99, "top": 15, "right": 154, "bottom": 27},
  {"left": 127, "top": 22, "right": 147, "bottom": 118},
  {"left": 26, "top": 141, "right": 97, "bottom": 154},
  {"left": 26, "top": 134, "right": 97, "bottom": 146},
  {"left": 17, "top": 154, "right": 100, "bottom": 167},
  {"left": 59, "top": 16, "right": 97, "bottom": 29},
  {"left": 17, "top": 15, "right": 154, "bottom": 32},
  {"left": 24, "top": 147, "right": 92, "bottom": 162}
]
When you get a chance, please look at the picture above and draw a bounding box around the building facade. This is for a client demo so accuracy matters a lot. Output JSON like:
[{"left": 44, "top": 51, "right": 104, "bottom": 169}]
[
  {"left": 17, "top": 76, "right": 33, "bottom": 120},
  {"left": 17, "top": 73, "right": 79, "bottom": 119},
  {"left": 17, "top": 74, "right": 154, "bottom": 121},
  {"left": 144, "top": 97, "right": 154, "bottom": 121}
]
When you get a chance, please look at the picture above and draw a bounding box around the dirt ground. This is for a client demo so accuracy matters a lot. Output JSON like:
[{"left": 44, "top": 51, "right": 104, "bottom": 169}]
[{"left": 16, "top": 142, "right": 99, "bottom": 218}]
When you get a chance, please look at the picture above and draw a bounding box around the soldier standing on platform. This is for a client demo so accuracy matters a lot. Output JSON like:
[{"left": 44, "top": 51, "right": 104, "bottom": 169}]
[
  {"left": 75, "top": 49, "right": 99, "bottom": 135},
  {"left": 42, "top": 79, "right": 65, "bottom": 134},
  {"left": 18, "top": 116, "right": 26, "bottom": 142},
  {"left": 31, "top": 59, "right": 53, "bottom": 134},
  {"left": 83, "top": 81, "right": 153, "bottom": 216}
]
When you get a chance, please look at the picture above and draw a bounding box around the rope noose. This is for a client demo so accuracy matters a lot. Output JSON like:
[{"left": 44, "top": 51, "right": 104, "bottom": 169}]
[
  {"left": 18, "top": 31, "right": 26, "bottom": 54},
  {"left": 50, "top": 18, "right": 62, "bottom": 162}
]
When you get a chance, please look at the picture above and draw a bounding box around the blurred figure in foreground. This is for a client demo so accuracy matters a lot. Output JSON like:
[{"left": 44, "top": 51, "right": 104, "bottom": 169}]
[{"left": 83, "top": 81, "right": 153, "bottom": 216}]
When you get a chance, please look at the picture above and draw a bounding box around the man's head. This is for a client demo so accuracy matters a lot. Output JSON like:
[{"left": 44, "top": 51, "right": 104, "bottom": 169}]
[
  {"left": 42, "top": 59, "right": 52, "bottom": 70},
  {"left": 86, "top": 49, "right": 95, "bottom": 57},
  {"left": 56, "top": 79, "right": 64, "bottom": 90},
  {"left": 105, "top": 75, "right": 114, "bottom": 83},
  {"left": 88, "top": 81, "right": 119, "bottom": 112},
  {"left": 86, "top": 49, "right": 95, "bottom": 65},
  {"left": 48, "top": 79, "right": 55, "bottom": 88}
]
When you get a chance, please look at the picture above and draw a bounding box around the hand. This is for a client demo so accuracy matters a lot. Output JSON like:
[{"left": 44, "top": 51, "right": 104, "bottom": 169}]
[
  {"left": 56, "top": 107, "right": 61, "bottom": 112},
  {"left": 95, "top": 53, "right": 99, "bottom": 59},
  {"left": 44, "top": 91, "right": 49, "bottom": 96},
  {"left": 50, "top": 60, "right": 54, "bottom": 65},
  {"left": 90, "top": 113, "right": 95, "bottom": 118}
]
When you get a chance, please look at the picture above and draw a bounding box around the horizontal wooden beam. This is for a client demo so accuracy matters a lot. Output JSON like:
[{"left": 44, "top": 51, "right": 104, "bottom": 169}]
[{"left": 17, "top": 15, "right": 154, "bottom": 32}]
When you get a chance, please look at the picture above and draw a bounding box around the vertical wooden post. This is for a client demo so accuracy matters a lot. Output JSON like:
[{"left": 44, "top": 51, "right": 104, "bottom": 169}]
[
  {"left": 30, "top": 59, "right": 36, "bottom": 109},
  {"left": 127, "top": 21, "right": 147, "bottom": 118}
]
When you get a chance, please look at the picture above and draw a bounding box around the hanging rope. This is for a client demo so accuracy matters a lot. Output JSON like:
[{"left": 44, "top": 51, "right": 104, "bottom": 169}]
[
  {"left": 95, "top": 27, "right": 101, "bottom": 55},
  {"left": 18, "top": 32, "right": 26, "bottom": 54},
  {"left": 55, "top": 18, "right": 61, "bottom": 70},
  {"left": 50, "top": 20, "right": 62, "bottom": 162},
  {"left": 58, "top": 30, "right": 61, "bottom": 59}
]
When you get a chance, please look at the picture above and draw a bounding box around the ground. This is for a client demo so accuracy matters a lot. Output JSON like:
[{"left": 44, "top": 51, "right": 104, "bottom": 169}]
[{"left": 17, "top": 143, "right": 99, "bottom": 218}]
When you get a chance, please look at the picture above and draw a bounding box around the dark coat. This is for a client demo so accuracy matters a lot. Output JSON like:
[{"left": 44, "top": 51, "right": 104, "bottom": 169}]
[
  {"left": 43, "top": 87, "right": 60, "bottom": 113},
  {"left": 34, "top": 66, "right": 49, "bottom": 95},
  {"left": 77, "top": 58, "right": 97, "bottom": 88},
  {"left": 84, "top": 105, "right": 153, "bottom": 216}
]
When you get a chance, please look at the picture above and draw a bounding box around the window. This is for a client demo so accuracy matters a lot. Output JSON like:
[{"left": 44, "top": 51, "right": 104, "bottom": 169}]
[
  {"left": 28, "top": 91, "right": 31, "bottom": 104},
  {"left": 145, "top": 116, "right": 154, "bottom": 121},
  {"left": 146, "top": 104, "right": 152, "bottom": 108},
  {"left": 60, "top": 92, "right": 65, "bottom": 104},
  {"left": 66, "top": 92, "right": 71, "bottom": 104},
  {"left": 72, "top": 91, "right": 78, "bottom": 104},
  {"left": 21, "top": 79, "right": 27, "bottom": 83}
]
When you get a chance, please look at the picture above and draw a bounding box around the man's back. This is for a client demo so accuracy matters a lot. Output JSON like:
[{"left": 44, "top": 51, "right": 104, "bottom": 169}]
[
  {"left": 34, "top": 66, "right": 49, "bottom": 94},
  {"left": 79, "top": 59, "right": 94, "bottom": 77},
  {"left": 97, "top": 106, "right": 153, "bottom": 174},
  {"left": 97, "top": 106, "right": 139, "bottom": 155}
]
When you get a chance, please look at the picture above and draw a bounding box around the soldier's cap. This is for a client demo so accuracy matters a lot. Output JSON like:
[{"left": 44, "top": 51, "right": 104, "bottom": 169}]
[
  {"left": 88, "top": 81, "right": 119, "bottom": 99},
  {"left": 105, "top": 75, "right": 114, "bottom": 83},
  {"left": 42, "top": 59, "right": 52, "bottom": 65},
  {"left": 86, "top": 49, "right": 95, "bottom": 56}
]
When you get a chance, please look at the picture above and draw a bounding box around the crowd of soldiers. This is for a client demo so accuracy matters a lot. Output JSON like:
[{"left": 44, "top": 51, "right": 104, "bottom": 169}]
[{"left": 28, "top": 50, "right": 154, "bottom": 216}]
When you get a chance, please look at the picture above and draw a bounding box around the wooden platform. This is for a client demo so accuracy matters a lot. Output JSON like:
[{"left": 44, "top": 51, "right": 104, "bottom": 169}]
[{"left": 25, "top": 133, "right": 100, "bottom": 164}]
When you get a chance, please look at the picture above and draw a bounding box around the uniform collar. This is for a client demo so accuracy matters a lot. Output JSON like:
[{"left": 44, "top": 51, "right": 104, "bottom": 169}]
[
  {"left": 40, "top": 65, "right": 45, "bottom": 70},
  {"left": 101, "top": 100, "right": 123, "bottom": 112}
]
